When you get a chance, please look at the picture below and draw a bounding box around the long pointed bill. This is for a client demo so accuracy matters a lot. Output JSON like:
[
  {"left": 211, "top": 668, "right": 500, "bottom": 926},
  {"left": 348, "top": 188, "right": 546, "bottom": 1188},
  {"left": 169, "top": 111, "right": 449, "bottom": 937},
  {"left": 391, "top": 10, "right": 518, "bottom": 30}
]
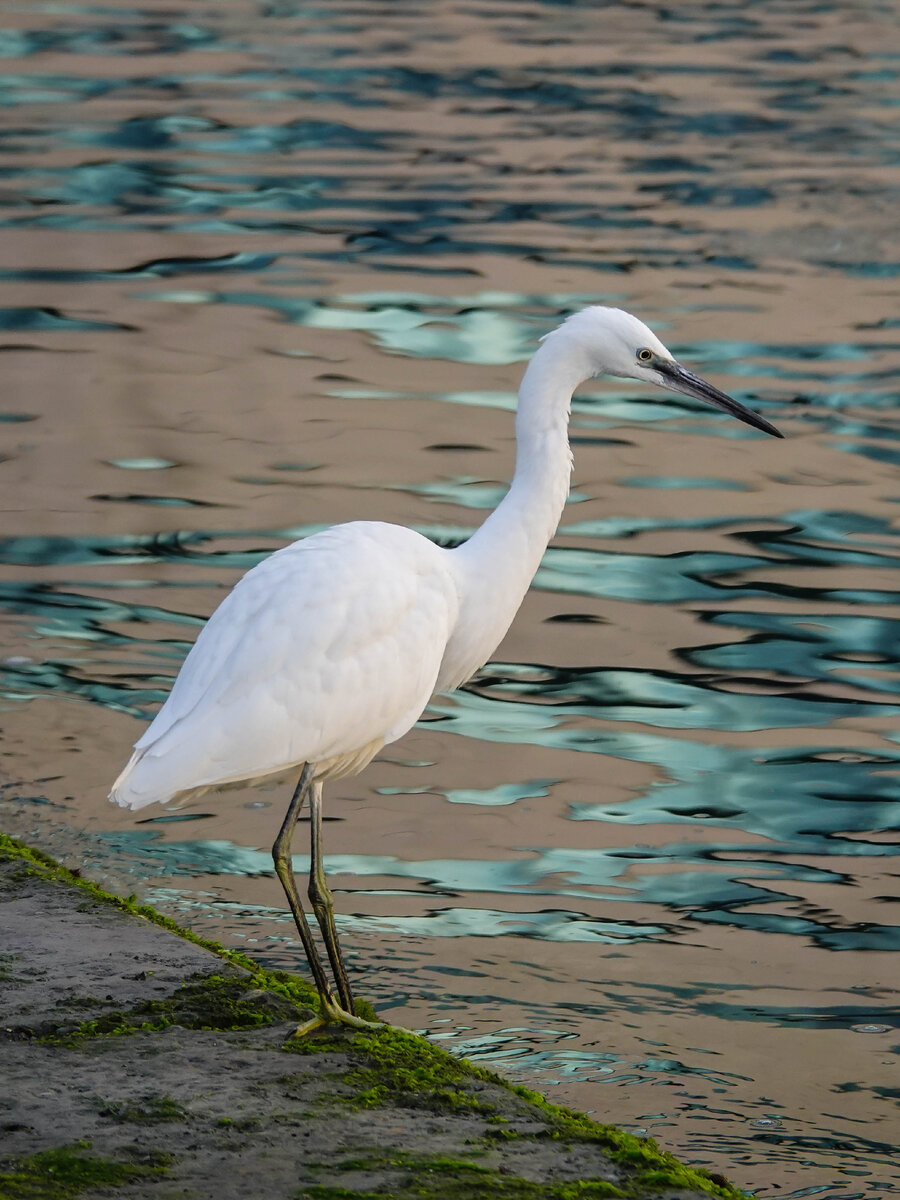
[{"left": 656, "top": 360, "right": 783, "bottom": 438}]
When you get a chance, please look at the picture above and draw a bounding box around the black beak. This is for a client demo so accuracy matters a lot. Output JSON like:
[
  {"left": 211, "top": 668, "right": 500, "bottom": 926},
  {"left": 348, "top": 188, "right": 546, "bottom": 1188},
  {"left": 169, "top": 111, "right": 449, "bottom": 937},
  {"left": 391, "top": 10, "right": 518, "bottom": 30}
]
[{"left": 656, "top": 360, "right": 783, "bottom": 438}]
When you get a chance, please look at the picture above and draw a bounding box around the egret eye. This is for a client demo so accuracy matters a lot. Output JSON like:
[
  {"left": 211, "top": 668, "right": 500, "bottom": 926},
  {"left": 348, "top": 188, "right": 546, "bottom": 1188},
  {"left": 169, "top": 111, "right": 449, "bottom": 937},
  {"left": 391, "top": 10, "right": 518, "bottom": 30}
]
[{"left": 637, "top": 348, "right": 654, "bottom": 363}]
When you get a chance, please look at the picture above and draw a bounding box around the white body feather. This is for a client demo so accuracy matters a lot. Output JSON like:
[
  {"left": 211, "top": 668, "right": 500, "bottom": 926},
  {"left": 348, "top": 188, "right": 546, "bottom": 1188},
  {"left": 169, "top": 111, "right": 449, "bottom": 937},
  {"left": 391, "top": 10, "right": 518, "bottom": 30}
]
[
  {"left": 111, "top": 522, "right": 461, "bottom": 807},
  {"left": 111, "top": 307, "right": 745, "bottom": 814}
]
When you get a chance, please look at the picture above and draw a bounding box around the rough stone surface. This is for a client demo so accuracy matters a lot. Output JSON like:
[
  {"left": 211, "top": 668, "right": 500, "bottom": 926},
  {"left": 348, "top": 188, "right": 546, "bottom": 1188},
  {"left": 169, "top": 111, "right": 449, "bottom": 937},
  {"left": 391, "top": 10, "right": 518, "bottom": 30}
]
[
  {"left": 0, "top": 844, "right": 741, "bottom": 1199},
  {"left": 2, "top": 862, "right": 235, "bottom": 1031},
  {"left": 1, "top": 1032, "right": 626, "bottom": 1197}
]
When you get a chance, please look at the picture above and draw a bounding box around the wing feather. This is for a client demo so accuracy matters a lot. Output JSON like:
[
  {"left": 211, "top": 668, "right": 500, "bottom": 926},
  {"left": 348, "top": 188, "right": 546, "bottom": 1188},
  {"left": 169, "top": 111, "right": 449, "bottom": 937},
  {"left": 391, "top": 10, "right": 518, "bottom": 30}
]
[{"left": 111, "top": 522, "right": 458, "bottom": 809}]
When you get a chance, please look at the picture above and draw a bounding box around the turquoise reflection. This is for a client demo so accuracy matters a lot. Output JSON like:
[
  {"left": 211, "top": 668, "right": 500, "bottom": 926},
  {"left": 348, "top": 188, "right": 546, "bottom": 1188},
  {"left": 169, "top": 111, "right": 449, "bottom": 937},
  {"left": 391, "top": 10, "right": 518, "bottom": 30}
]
[
  {"left": 144, "top": 291, "right": 549, "bottom": 365},
  {"left": 688, "top": 610, "right": 900, "bottom": 695},
  {"left": 464, "top": 662, "right": 899, "bottom": 730},
  {"left": 572, "top": 745, "right": 900, "bottom": 857},
  {"left": 377, "top": 779, "right": 556, "bottom": 808},
  {"left": 620, "top": 476, "right": 750, "bottom": 491},
  {"left": 206, "top": 899, "right": 669, "bottom": 944},
  {"left": 91, "top": 828, "right": 797, "bottom": 903},
  {"left": 89, "top": 825, "right": 898, "bottom": 953}
]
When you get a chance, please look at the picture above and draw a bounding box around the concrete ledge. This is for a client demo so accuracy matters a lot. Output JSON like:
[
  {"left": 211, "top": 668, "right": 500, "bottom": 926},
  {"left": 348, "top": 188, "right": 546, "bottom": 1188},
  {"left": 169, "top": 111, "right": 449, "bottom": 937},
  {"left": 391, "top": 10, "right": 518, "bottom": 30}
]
[{"left": 0, "top": 833, "right": 747, "bottom": 1200}]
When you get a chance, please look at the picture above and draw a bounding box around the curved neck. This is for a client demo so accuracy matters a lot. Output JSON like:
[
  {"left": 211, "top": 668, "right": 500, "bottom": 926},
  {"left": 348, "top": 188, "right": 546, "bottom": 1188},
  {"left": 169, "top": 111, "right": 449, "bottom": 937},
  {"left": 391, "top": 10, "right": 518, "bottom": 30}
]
[{"left": 454, "top": 332, "right": 591, "bottom": 594}]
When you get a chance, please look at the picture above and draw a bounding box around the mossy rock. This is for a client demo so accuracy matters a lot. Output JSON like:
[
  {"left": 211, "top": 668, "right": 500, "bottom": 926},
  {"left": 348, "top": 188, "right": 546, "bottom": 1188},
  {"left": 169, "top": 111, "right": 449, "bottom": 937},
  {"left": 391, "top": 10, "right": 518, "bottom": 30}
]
[
  {"left": 0, "top": 833, "right": 749, "bottom": 1200},
  {"left": 0, "top": 1142, "right": 171, "bottom": 1199},
  {"left": 36, "top": 972, "right": 306, "bottom": 1043}
]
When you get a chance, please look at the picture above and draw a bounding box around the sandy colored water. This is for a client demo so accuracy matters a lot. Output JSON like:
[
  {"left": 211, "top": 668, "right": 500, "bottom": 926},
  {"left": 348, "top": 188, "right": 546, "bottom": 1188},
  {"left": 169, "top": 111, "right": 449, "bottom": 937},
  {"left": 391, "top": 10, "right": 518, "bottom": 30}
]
[{"left": 0, "top": 1, "right": 898, "bottom": 1195}]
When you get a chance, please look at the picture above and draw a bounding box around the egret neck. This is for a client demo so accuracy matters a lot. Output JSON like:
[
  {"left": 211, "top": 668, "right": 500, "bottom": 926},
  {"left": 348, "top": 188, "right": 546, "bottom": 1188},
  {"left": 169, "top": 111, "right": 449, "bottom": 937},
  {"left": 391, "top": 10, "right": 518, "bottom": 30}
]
[{"left": 443, "top": 331, "right": 590, "bottom": 686}]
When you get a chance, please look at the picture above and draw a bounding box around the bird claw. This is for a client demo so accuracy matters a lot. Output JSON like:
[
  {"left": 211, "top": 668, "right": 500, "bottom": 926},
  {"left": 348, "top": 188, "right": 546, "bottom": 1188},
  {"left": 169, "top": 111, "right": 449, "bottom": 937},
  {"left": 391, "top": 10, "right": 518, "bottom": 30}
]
[
  {"left": 320, "top": 993, "right": 384, "bottom": 1030},
  {"left": 289, "top": 993, "right": 383, "bottom": 1039},
  {"left": 290, "top": 1012, "right": 329, "bottom": 1039}
]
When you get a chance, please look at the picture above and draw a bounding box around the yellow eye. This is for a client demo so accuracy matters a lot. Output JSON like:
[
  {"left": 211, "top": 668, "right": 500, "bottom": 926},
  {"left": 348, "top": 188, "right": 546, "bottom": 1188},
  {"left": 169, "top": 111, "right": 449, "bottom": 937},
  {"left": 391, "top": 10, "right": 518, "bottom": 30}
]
[{"left": 637, "top": 348, "right": 653, "bottom": 363}]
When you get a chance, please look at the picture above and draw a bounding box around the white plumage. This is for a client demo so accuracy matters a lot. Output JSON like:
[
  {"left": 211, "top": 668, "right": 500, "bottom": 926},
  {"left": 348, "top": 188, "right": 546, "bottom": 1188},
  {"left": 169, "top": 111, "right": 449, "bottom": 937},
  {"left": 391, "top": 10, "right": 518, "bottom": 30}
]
[
  {"left": 112, "top": 523, "right": 459, "bottom": 806},
  {"left": 110, "top": 306, "right": 781, "bottom": 1028}
]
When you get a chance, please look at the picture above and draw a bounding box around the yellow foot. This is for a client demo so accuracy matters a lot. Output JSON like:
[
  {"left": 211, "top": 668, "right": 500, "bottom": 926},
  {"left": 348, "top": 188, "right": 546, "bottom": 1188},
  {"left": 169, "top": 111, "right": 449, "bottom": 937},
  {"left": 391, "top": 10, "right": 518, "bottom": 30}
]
[
  {"left": 291, "top": 1013, "right": 328, "bottom": 1038},
  {"left": 289, "top": 994, "right": 383, "bottom": 1038},
  {"left": 320, "top": 993, "right": 384, "bottom": 1030}
]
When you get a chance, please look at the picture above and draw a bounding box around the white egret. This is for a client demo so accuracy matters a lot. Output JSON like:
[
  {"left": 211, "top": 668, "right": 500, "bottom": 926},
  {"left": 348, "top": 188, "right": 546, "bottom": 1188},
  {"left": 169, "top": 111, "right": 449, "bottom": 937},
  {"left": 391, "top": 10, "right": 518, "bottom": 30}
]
[{"left": 110, "top": 306, "right": 781, "bottom": 1028}]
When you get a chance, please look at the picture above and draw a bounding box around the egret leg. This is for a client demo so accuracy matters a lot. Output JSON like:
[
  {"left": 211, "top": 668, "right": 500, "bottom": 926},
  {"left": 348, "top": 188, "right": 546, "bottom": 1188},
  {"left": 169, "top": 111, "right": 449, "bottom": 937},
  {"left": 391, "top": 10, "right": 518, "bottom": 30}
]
[
  {"left": 274, "top": 768, "right": 380, "bottom": 1038},
  {"left": 272, "top": 763, "right": 332, "bottom": 1004},
  {"left": 307, "top": 780, "right": 357, "bottom": 1015}
]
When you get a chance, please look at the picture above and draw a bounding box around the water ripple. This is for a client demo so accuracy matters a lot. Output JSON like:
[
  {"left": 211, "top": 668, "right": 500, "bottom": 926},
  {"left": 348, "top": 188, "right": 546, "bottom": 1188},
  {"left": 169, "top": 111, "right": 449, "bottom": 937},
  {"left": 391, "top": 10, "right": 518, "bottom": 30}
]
[{"left": 1, "top": 1, "right": 898, "bottom": 1192}]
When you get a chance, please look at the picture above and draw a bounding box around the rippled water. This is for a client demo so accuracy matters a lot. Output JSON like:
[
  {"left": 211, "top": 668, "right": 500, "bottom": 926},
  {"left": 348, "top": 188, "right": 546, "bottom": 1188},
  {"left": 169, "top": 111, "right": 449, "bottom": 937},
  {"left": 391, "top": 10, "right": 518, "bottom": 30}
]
[{"left": 1, "top": 2, "right": 898, "bottom": 1195}]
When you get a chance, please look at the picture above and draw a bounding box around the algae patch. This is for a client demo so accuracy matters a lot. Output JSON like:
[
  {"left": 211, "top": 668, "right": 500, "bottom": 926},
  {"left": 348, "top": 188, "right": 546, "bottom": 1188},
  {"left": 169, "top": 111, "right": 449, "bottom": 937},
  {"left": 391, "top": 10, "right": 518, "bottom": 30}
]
[
  {"left": 300, "top": 1149, "right": 624, "bottom": 1200},
  {"left": 286, "top": 1026, "right": 502, "bottom": 1114},
  {"left": 97, "top": 1094, "right": 188, "bottom": 1124},
  {"left": 38, "top": 972, "right": 305, "bottom": 1043},
  {"left": 0, "top": 1143, "right": 170, "bottom": 1199},
  {"left": 0, "top": 833, "right": 322, "bottom": 1011},
  {"left": 287, "top": 1028, "right": 744, "bottom": 1199},
  {"left": 1, "top": 831, "right": 327, "bottom": 1033},
  {"left": 503, "top": 1080, "right": 745, "bottom": 1198}
]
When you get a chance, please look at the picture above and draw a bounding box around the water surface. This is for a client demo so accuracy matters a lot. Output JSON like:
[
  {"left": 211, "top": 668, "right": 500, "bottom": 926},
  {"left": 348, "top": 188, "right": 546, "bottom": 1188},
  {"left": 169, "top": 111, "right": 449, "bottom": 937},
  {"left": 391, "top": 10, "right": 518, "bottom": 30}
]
[{"left": 0, "top": 2, "right": 898, "bottom": 1195}]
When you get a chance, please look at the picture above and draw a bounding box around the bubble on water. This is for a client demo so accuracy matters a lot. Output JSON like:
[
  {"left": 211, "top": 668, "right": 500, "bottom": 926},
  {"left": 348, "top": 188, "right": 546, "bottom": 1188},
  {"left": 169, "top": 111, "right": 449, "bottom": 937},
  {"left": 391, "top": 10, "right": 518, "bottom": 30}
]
[
  {"left": 851, "top": 1023, "right": 891, "bottom": 1034},
  {"left": 246, "top": 800, "right": 270, "bottom": 809},
  {"left": 751, "top": 1117, "right": 783, "bottom": 1129}
]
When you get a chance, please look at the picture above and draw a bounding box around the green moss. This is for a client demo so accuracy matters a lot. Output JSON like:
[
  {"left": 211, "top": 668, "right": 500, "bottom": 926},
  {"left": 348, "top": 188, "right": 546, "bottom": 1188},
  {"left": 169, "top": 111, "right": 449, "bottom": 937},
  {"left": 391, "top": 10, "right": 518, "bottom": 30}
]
[
  {"left": 299, "top": 1148, "right": 624, "bottom": 1199},
  {"left": 0, "top": 833, "right": 326, "bottom": 1012},
  {"left": 501, "top": 1082, "right": 747, "bottom": 1199},
  {"left": 0, "top": 833, "right": 339, "bottom": 1017},
  {"left": 332, "top": 1153, "right": 489, "bottom": 1173},
  {"left": 287, "top": 1025, "right": 500, "bottom": 1115},
  {"left": 38, "top": 972, "right": 308, "bottom": 1044},
  {"left": 98, "top": 1094, "right": 188, "bottom": 1124},
  {"left": 287, "top": 1027, "right": 745, "bottom": 1199},
  {"left": 303, "top": 1142, "right": 721, "bottom": 1198},
  {"left": 483, "top": 1120, "right": 520, "bottom": 1139},
  {"left": 0, "top": 952, "right": 23, "bottom": 985},
  {"left": 0, "top": 1143, "right": 170, "bottom": 1199},
  {"left": 215, "top": 1115, "right": 261, "bottom": 1132},
  {"left": 351, "top": 995, "right": 378, "bottom": 1023},
  {"left": 59, "top": 996, "right": 109, "bottom": 1011}
]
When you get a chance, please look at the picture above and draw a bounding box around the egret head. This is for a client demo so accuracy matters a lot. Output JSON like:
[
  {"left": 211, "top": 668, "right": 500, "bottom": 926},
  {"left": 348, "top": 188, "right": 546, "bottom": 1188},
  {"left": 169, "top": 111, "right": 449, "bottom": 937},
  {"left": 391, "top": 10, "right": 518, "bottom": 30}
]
[{"left": 551, "top": 306, "right": 782, "bottom": 438}]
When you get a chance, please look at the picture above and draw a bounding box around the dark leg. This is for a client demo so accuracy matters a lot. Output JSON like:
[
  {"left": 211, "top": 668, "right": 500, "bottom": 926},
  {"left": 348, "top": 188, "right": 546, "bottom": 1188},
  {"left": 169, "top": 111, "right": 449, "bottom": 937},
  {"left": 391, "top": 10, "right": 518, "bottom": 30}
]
[
  {"left": 272, "top": 762, "right": 332, "bottom": 1002},
  {"left": 307, "top": 780, "right": 356, "bottom": 1015}
]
